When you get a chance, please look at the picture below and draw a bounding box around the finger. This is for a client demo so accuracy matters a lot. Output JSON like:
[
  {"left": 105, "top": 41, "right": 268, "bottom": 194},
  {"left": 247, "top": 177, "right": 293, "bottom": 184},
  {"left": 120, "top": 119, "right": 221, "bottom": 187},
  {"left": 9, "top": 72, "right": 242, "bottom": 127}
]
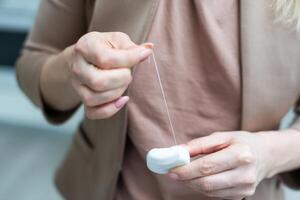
[
  {"left": 98, "top": 45, "right": 153, "bottom": 69},
  {"left": 99, "top": 32, "right": 154, "bottom": 52},
  {"left": 184, "top": 166, "right": 256, "bottom": 192},
  {"left": 72, "top": 58, "right": 132, "bottom": 92},
  {"left": 85, "top": 96, "right": 129, "bottom": 119},
  {"left": 78, "top": 85, "right": 128, "bottom": 107},
  {"left": 170, "top": 144, "right": 254, "bottom": 180},
  {"left": 186, "top": 132, "right": 233, "bottom": 157},
  {"left": 102, "top": 32, "right": 145, "bottom": 49},
  {"left": 203, "top": 185, "right": 254, "bottom": 199},
  {"left": 75, "top": 33, "right": 153, "bottom": 69}
]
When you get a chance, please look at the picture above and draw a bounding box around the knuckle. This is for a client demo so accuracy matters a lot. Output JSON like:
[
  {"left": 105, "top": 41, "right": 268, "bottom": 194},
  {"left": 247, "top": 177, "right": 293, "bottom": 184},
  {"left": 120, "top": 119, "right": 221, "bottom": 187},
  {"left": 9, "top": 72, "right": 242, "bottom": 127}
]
[
  {"left": 175, "top": 168, "right": 190, "bottom": 180},
  {"left": 94, "top": 54, "right": 106, "bottom": 67},
  {"left": 200, "top": 160, "right": 214, "bottom": 176},
  {"left": 74, "top": 41, "right": 83, "bottom": 54},
  {"left": 198, "top": 180, "right": 213, "bottom": 192},
  {"left": 75, "top": 35, "right": 88, "bottom": 53},
  {"left": 99, "top": 53, "right": 113, "bottom": 68},
  {"left": 90, "top": 77, "right": 106, "bottom": 91},
  {"left": 236, "top": 145, "right": 255, "bottom": 164},
  {"left": 75, "top": 32, "right": 101, "bottom": 54}
]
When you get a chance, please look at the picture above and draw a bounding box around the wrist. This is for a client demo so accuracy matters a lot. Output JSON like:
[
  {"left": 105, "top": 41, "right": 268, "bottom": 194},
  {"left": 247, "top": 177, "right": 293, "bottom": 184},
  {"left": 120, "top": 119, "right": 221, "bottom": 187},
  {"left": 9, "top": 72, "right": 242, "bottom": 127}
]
[
  {"left": 61, "top": 45, "right": 76, "bottom": 81},
  {"left": 40, "top": 45, "right": 81, "bottom": 111},
  {"left": 259, "top": 129, "right": 300, "bottom": 178},
  {"left": 59, "top": 45, "right": 82, "bottom": 109}
]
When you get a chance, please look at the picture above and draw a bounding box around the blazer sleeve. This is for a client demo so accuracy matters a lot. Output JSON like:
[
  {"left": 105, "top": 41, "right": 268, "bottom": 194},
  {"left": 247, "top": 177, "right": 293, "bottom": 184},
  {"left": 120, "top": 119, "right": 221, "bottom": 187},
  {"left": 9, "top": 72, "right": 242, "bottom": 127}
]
[
  {"left": 15, "top": 0, "right": 87, "bottom": 124},
  {"left": 280, "top": 100, "right": 300, "bottom": 190}
]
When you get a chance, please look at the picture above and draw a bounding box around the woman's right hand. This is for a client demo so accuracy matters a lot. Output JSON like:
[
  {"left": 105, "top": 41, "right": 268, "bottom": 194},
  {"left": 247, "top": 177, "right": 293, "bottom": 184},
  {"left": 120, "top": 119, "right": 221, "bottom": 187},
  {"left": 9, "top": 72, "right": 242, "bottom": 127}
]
[{"left": 67, "top": 32, "right": 153, "bottom": 119}]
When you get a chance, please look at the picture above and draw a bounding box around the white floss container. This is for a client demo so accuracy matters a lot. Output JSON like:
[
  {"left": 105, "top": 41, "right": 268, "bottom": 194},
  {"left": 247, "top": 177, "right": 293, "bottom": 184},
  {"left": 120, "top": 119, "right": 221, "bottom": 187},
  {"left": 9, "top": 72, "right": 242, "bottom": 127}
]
[{"left": 146, "top": 146, "right": 190, "bottom": 174}]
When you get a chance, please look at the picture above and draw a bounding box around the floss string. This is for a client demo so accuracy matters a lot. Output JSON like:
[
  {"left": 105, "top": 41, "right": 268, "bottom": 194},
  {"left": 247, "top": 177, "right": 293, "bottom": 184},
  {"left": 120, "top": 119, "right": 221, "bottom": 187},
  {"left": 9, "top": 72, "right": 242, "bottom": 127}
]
[{"left": 151, "top": 52, "right": 178, "bottom": 145}]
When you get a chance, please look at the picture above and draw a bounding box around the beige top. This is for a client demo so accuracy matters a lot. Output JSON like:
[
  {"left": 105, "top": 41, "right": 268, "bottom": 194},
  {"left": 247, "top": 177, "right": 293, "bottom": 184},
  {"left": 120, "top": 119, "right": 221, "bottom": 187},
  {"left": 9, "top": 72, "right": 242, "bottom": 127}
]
[{"left": 116, "top": 0, "right": 241, "bottom": 199}]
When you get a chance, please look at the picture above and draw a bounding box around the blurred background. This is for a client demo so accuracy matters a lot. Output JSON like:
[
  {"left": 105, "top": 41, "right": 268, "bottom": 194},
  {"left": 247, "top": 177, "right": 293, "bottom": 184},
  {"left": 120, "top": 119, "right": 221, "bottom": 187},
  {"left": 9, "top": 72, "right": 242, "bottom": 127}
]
[
  {"left": 0, "top": 0, "right": 299, "bottom": 200},
  {"left": 0, "top": 0, "right": 82, "bottom": 199}
]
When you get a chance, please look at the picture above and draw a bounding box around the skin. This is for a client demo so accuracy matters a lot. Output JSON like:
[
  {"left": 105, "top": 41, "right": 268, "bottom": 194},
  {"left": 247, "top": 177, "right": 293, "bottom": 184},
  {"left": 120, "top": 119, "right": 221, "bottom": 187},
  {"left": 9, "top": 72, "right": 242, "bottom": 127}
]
[
  {"left": 40, "top": 32, "right": 300, "bottom": 199},
  {"left": 40, "top": 32, "right": 153, "bottom": 119},
  {"left": 169, "top": 130, "right": 300, "bottom": 200}
]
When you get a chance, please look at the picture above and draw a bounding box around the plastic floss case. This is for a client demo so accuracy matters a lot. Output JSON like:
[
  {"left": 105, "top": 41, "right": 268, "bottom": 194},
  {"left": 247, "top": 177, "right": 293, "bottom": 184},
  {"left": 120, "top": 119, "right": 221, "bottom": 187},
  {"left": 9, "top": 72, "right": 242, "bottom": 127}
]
[{"left": 146, "top": 145, "right": 190, "bottom": 174}]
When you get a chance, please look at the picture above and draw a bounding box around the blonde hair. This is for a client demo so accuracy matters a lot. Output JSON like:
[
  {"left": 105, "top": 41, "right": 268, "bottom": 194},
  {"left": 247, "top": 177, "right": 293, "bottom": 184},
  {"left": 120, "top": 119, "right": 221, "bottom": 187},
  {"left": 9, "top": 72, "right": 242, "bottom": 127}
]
[{"left": 273, "top": 0, "right": 300, "bottom": 31}]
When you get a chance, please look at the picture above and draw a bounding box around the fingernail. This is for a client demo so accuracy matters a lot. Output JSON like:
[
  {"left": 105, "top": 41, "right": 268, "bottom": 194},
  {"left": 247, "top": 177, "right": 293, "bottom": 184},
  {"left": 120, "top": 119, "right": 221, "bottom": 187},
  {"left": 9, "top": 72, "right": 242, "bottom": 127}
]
[
  {"left": 115, "top": 96, "right": 129, "bottom": 109},
  {"left": 168, "top": 173, "right": 179, "bottom": 180},
  {"left": 142, "top": 42, "right": 154, "bottom": 49},
  {"left": 140, "top": 48, "right": 152, "bottom": 59}
]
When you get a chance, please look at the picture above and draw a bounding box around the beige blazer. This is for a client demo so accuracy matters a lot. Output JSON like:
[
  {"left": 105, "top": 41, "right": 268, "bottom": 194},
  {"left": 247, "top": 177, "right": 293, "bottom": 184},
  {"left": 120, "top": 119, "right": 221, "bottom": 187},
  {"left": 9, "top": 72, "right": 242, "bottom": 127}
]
[{"left": 16, "top": 0, "right": 300, "bottom": 199}]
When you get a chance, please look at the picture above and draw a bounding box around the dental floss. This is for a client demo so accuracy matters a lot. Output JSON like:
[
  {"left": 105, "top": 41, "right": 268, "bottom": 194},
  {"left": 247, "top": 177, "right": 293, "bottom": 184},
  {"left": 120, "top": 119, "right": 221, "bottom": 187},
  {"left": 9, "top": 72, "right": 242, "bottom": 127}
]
[{"left": 152, "top": 52, "right": 178, "bottom": 145}]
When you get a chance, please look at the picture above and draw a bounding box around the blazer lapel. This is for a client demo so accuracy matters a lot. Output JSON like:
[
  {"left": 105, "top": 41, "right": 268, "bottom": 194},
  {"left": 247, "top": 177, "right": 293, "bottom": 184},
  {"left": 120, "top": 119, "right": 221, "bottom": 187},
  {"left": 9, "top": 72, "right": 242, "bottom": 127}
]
[
  {"left": 90, "top": 0, "right": 159, "bottom": 43},
  {"left": 240, "top": 0, "right": 300, "bottom": 131}
]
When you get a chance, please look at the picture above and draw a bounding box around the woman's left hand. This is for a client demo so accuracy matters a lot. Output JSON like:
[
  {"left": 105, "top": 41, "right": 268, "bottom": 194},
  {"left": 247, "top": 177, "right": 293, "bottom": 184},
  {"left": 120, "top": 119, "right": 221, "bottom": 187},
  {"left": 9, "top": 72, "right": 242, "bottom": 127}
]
[{"left": 169, "top": 131, "right": 272, "bottom": 200}]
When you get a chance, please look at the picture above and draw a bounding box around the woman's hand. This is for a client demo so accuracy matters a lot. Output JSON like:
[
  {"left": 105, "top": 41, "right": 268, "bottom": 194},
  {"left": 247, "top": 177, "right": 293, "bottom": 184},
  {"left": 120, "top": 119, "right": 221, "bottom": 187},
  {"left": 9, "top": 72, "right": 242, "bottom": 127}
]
[
  {"left": 66, "top": 32, "right": 153, "bottom": 119},
  {"left": 168, "top": 131, "right": 273, "bottom": 200}
]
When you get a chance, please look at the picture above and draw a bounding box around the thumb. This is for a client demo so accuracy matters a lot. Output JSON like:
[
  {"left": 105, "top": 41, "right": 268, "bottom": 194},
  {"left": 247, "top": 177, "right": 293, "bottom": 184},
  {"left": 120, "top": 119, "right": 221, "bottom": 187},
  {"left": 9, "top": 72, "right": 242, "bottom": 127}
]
[
  {"left": 186, "top": 132, "right": 232, "bottom": 157},
  {"left": 100, "top": 42, "right": 153, "bottom": 69}
]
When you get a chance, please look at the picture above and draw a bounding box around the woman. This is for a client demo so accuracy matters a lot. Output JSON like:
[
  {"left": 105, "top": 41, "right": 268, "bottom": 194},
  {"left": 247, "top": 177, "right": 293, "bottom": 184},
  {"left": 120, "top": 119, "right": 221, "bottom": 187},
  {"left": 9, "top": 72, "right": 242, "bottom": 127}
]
[{"left": 16, "top": 0, "right": 300, "bottom": 199}]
